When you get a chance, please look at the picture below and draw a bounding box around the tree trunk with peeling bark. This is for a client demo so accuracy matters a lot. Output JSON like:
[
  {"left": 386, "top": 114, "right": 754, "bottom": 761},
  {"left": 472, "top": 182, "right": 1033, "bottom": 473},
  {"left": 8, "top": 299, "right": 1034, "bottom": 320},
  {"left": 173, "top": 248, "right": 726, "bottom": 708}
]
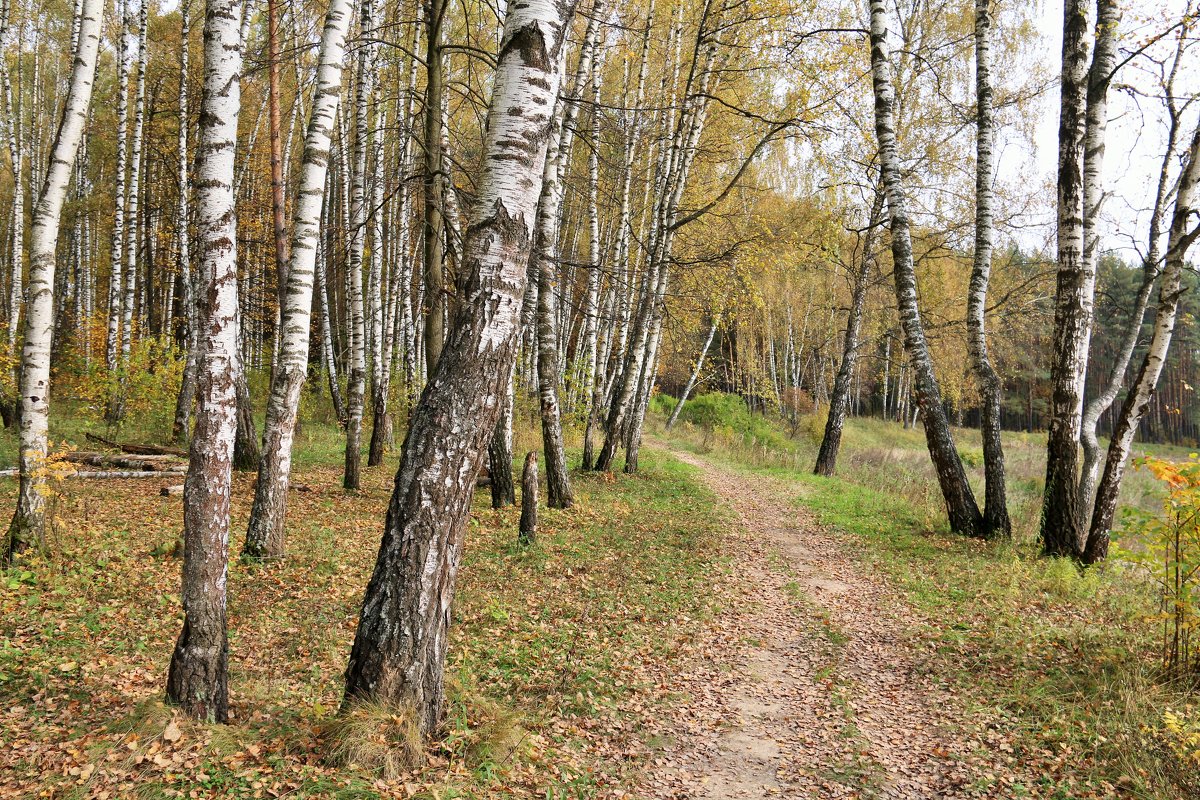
[
  {"left": 342, "top": 0, "right": 579, "bottom": 737},
  {"left": 1040, "top": 0, "right": 1093, "bottom": 558},
  {"left": 815, "top": 188, "right": 882, "bottom": 477},
  {"left": 3, "top": 0, "right": 101, "bottom": 563},
  {"left": 868, "top": 0, "right": 982, "bottom": 537},
  {"left": 166, "top": 0, "right": 243, "bottom": 723},
  {"left": 966, "top": 0, "right": 1009, "bottom": 538},
  {"left": 166, "top": 0, "right": 243, "bottom": 722}
]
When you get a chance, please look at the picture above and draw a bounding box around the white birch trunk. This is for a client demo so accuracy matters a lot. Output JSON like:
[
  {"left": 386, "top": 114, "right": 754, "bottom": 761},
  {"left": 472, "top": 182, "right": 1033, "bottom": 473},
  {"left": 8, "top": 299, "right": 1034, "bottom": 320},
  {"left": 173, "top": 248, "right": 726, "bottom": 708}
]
[
  {"left": 1040, "top": 0, "right": 1094, "bottom": 557},
  {"left": 244, "top": 0, "right": 353, "bottom": 559},
  {"left": 4, "top": 0, "right": 102, "bottom": 561},
  {"left": 173, "top": 0, "right": 196, "bottom": 443},
  {"left": 166, "top": 0, "right": 243, "bottom": 723},
  {"left": 106, "top": 0, "right": 131, "bottom": 375},
  {"left": 966, "top": 0, "right": 1009, "bottom": 537},
  {"left": 344, "top": 0, "right": 579, "bottom": 736},
  {"left": 868, "top": 0, "right": 982, "bottom": 536},
  {"left": 1085, "top": 124, "right": 1200, "bottom": 561}
]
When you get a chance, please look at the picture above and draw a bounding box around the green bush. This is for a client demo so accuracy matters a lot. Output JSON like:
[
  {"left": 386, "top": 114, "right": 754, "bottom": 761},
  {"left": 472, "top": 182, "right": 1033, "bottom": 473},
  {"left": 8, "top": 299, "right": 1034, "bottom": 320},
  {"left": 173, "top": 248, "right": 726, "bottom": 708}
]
[
  {"left": 678, "top": 392, "right": 752, "bottom": 430},
  {"left": 649, "top": 392, "right": 676, "bottom": 417}
]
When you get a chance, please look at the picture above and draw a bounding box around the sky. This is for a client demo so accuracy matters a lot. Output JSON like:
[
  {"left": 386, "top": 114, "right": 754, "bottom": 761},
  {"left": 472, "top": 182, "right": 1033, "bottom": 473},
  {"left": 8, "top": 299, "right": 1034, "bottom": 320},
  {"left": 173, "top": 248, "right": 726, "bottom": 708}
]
[{"left": 1024, "top": 0, "right": 1198, "bottom": 263}]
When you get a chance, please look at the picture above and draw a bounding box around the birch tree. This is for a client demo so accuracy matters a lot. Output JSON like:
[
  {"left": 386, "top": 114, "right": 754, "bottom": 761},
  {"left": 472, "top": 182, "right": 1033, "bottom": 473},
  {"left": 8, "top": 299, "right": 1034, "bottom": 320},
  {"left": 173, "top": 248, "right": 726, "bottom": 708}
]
[
  {"left": 343, "top": 0, "right": 579, "bottom": 737},
  {"left": 172, "top": 0, "right": 196, "bottom": 443},
  {"left": 814, "top": 188, "right": 882, "bottom": 477},
  {"left": 166, "top": 0, "right": 243, "bottom": 722},
  {"left": 2, "top": 0, "right": 101, "bottom": 564},
  {"left": 965, "top": 0, "right": 1009, "bottom": 538},
  {"left": 1084, "top": 124, "right": 1200, "bottom": 562},
  {"left": 342, "top": 0, "right": 373, "bottom": 491},
  {"left": 244, "top": 0, "right": 353, "bottom": 560},
  {"left": 106, "top": 0, "right": 132, "bottom": 380},
  {"left": 867, "top": 0, "right": 982, "bottom": 537},
  {"left": 1040, "top": 0, "right": 1094, "bottom": 557},
  {"left": 531, "top": 0, "right": 603, "bottom": 509}
]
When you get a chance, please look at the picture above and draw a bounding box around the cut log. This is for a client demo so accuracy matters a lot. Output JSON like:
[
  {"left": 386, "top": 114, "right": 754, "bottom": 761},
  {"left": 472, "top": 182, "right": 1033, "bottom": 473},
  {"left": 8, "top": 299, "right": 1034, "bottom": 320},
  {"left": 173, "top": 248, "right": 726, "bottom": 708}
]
[
  {"left": 84, "top": 432, "right": 187, "bottom": 456},
  {"left": 0, "top": 469, "right": 187, "bottom": 478},
  {"left": 161, "top": 484, "right": 185, "bottom": 496},
  {"left": 64, "top": 452, "right": 186, "bottom": 471}
]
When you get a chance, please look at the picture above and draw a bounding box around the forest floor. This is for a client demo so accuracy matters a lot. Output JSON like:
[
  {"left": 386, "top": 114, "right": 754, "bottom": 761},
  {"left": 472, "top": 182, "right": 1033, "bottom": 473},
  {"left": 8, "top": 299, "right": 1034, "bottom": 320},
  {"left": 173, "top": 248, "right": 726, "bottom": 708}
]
[{"left": 1, "top": 408, "right": 1196, "bottom": 799}]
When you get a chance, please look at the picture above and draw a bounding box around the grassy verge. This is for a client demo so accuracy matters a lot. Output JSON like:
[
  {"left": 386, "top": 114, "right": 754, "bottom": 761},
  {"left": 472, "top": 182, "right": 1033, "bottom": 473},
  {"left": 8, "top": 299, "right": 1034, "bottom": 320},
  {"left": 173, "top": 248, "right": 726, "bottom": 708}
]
[{"left": 0, "top": 428, "right": 729, "bottom": 799}]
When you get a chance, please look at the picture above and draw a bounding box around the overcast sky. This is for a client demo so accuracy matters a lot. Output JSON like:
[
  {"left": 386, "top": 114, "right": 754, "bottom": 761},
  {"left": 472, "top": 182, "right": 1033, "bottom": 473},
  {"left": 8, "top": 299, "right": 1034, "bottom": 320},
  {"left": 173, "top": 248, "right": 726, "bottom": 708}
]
[{"left": 1023, "top": 0, "right": 1198, "bottom": 262}]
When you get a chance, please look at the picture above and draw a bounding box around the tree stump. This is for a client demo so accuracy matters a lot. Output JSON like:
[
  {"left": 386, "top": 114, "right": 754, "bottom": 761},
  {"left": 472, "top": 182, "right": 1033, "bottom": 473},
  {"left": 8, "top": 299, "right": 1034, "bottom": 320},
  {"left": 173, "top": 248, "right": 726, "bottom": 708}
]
[{"left": 519, "top": 451, "right": 538, "bottom": 546}]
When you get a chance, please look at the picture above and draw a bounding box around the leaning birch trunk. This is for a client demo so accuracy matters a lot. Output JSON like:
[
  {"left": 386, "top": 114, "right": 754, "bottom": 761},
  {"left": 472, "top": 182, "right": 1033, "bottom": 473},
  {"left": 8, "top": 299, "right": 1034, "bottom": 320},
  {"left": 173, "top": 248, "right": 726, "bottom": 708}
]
[
  {"left": 172, "top": 0, "right": 196, "bottom": 443},
  {"left": 2, "top": 0, "right": 101, "bottom": 563},
  {"left": 815, "top": 188, "right": 882, "bottom": 477},
  {"left": 1040, "top": 0, "right": 1094, "bottom": 558},
  {"left": 868, "top": 0, "right": 982, "bottom": 537},
  {"left": 342, "top": 0, "right": 579, "bottom": 737},
  {"left": 166, "top": 0, "right": 243, "bottom": 723},
  {"left": 244, "top": 0, "right": 353, "bottom": 560},
  {"left": 1079, "top": 0, "right": 1156, "bottom": 530},
  {"left": 964, "top": 0, "right": 1010, "bottom": 538},
  {"left": 343, "top": 0, "right": 372, "bottom": 490},
  {"left": 666, "top": 315, "right": 720, "bottom": 429},
  {"left": 1084, "top": 124, "right": 1200, "bottom": 563}
]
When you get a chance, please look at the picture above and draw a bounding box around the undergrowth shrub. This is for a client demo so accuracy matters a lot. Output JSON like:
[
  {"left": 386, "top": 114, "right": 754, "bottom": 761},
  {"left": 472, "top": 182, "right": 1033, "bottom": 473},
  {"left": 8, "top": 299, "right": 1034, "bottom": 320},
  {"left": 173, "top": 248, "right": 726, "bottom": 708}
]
[
  {"left": 1114, "top": 455, "right": 1200, "bottom": 682},
  {"left": 55, "top": 334, "right": 183, "bottom": 435}
]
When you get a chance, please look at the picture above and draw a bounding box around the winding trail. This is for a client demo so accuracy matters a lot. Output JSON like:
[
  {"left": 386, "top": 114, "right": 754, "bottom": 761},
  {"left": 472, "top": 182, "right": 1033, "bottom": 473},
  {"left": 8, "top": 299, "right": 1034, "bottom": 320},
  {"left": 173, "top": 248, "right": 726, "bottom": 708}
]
[{"left": 638, "top": 446, "right": 996, "bottom": 799}]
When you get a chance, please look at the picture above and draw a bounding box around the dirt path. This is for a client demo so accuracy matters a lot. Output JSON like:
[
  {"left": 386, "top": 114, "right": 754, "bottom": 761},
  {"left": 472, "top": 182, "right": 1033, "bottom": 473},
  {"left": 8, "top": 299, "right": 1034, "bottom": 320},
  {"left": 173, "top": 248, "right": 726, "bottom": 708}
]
[{"left": 637, "top": 447, "right": 992, "bottom": 800}]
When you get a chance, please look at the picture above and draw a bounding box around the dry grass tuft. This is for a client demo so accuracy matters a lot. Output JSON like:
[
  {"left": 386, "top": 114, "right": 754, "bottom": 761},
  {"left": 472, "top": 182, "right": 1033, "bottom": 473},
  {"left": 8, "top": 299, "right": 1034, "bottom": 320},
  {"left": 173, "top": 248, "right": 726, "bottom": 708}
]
[
  {"left": 444, "top": 674, "right": 527, "bottom": 768},
  {"left": 323, "top": 700, "right": 425, "bottom": 779}
]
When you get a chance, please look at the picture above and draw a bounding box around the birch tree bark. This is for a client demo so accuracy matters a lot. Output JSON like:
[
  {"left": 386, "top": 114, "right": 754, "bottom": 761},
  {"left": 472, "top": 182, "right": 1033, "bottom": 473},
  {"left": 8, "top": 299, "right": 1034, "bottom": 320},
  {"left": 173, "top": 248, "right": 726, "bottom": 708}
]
[
  {"left": 119, "top": 0, "right": 148, "bottom": 374},
  {"left": 815, "top": 188, "right": 882, "bottom": 477},
  {"left": 266, "top": 0, "right": 289, "bottom": 344},
  {"left": 343, "top": 0, "right": 579, "bottom": 737},
  {"left": 1084, "top": 124, "right": 1200, "bottom": 562},
  {"left": 342, "top": 0, "right": 373, "bottom": 490},
  {"left": 166, "top": 0, "right": 243, "bottom": 722},
  {"left": 2, "top": 0, "right": 101, "bottom": 563},
  {"left": 0, "top": 12, "right": 23, "bottom": 351},
  {"left": 105, "top": 0, "right": 132, "bottom": 379},
  {"left": 244, "top": 0, "right": 353, "bottom": 560},
  {"left": 868, "top": 0, "right": 982, "bottom": 537},
  {"left": 422, "top": 0, "right": 446, "bottom": 375},
  {"left": 1040, "top": 0, "right": 1094, "bottom": 557},
  {"left": 1077, "top": 0, "right": 1139, "bottom": 529},
  {"left": 531, "top": 0, "right": 602, "bottom": 509},
  {"left": 965, "top": 0, "right": 1010, "bottom": 538},
  {"left": 172, "top": 0, "right": 197, "bottom": 443}
]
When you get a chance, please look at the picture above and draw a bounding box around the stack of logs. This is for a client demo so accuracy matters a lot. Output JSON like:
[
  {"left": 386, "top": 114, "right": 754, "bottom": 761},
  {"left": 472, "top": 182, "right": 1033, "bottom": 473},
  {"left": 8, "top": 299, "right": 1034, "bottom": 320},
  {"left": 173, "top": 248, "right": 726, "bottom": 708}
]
[{"left": 0, "top": 433, "right": 188, "bottom": 486}]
